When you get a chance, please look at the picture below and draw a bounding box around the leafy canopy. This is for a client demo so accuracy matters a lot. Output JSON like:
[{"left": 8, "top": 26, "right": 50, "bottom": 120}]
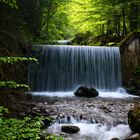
[{"left": 0, "top": 0, "right": 17, "bottom": 8}]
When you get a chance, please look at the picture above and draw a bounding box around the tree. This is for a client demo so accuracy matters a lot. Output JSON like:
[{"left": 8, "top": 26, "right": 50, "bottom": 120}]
[
  {"left": 40, "top": 0, "right": 73, "bottom": 42},
  {"left": 129, "top": 0, "right": 139, "bottom": 31},
  {"left": 66, "top": 0, "right": 140, "bottom": 36},
  {"left": 17, "top": 0, "right": 42, "bottom": 39},
  {"left": 0, "top": 0, "right": 17, "bottom": 8}
]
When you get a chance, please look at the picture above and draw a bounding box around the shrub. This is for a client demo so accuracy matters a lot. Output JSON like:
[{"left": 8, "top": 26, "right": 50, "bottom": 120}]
[
  {"left": 0, "top": 106, "right": 42, "bottom": 140},
  {"left": 0, "top": 81, "right": 30, "bottom": 91},
  {"left": 0, "top": 57, "right": 38, "bottom": 64}
]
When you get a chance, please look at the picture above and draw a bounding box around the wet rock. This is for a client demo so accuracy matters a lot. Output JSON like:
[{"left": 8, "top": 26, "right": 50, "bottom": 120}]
[
  {"left": 126, "top": 78, "right": 140, "bottom": 96},
  {"left": 42, "top": 118, "right": 53, "bottom": 128},
  {"left": 128, "top": 107, "right": 140, "bottom": 134},
  {"left": 127, "top": 87, "right": 137, "bottom": 94},
  {"left": 60, "top": 132, "right": 66, "bottom": 136},
  {"left": 124, "top": 133, "right": 140, "bottom": 140},
  {"left": 19, "top": 112, "right": 26, "bottom": 117},
  {"left": 111, "top": 138, "right": 120, "bottom": 140},
  {"left": 61, "top": 125, "right": 80, "bottom": 134},
  {"left": 100, "top": 106, "right": 112, "bottom": 113},
  {"left": 67, "top": 116, "right": 71, "bottom": 123},
  {"left": 74, "top": 86, "right": 99, "bottom": 97},
  {"left": 126, "top": 87, "right": 140, "bottom": 96}
]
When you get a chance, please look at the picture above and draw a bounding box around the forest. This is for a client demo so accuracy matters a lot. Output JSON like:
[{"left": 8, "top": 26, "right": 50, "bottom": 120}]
[
  {"left": 0, "top": 0, "right": 140, "bottom": 140},
  {"left": 1, "top": 0, "right": 140, "bottom": 46}
]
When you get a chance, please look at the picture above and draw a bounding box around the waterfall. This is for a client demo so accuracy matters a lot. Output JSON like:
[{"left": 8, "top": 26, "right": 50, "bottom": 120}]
[{"left": 29, "top": 45, "right": 122, "bottom": 91}]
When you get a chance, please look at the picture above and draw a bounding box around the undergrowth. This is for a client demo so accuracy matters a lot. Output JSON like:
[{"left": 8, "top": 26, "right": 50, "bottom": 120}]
[{"left": 0, "top": 106, "right": 64, "bottom": 140}]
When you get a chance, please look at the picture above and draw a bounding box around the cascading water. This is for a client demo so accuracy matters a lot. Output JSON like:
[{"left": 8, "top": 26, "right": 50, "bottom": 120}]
[
  {"left": 29, "top": 45, "right": 122, "bottom": 92},
  {"left": 28, "top": 45, "right": 139, "bottom": 140}
]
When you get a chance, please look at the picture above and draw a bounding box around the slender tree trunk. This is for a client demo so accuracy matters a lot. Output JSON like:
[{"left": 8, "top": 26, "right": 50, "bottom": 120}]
[
  {"left": 101, "top": 24, "right": 105, "bottom": 35},
  {"left": 117, "top": 20, "right": 121, "bottom": 36},
  {"left": 107, "top": 19, "right": 112, "bottom": 35},
  {"left": 114, "top": 15, "right": 120, "bottom": 36},
  {"left": 130, "top": 1, "right": 138, "bottom": 31},
  {"left": 122, "top": 7, "right": 127, "bottom": 35}
]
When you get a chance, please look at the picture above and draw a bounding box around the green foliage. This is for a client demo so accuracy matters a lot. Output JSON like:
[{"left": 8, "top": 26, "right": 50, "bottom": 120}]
[
  {"left": 0, "top": 106, "right": 64, "bottom": 140},
  {"left": 17, "top": 0, "right": 42, "bottom": 40},
  {"left": 107, "top": 42, "right": 118, "bottom": 46},
  {"left": 0, "top": 0, "right": 17, "bottom": 8},
  {"left": 46, "top": 134, "right": 64, "bottom": 140},
  {"left": 0, "top": 106, "right": 9, "bottom": 116},
  {"left": 40, "top": 0, "right": 74, "bottom": 42},
  {"left": 66, "top": 0, "right": 140, "bottom": 36},
  {"left": 1, "top": 0, "right": 140, "bottom": 44},
  {"left": 72, "top": 31, "right": 93, "bottom": 45},
  {"left": 0, "top": 106, "right": 42, "bottom": 140},
  {"left": 0, "top": 81, "right": 30, "bottom": 91},
  {"left": 134, "top": 65, "right": 140, "bottom": 76},
  {"left": 0, "top": 57, "right": 38, "bottom": 64}
]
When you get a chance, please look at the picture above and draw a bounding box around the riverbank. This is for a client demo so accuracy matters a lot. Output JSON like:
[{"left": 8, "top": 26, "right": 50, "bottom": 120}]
[{"left": 0, "top": 91, "right": 139, "bottom": 140}]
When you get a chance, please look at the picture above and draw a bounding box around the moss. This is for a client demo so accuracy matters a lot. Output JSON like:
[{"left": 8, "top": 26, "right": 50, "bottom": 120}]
[
  {"left": 72, "top": 32, "right": 123, "bottom": 46},
  {"left": 119, "top": 31, "right": 140, "bottom": 52},
  {"left": 134, "top": 65, "right": 140, "bottom": 77},
  {"left": 128, "top": 107, "right": 140, "bottom": 134},
  {"left": 126, "top": 65, "right": 140, "bottom": 96},
  {"left": 119, "top": 32, "right": 134, "bottom": 46},
  {"left": 107, "top": 42, "right": 118, "bottom": 46}
]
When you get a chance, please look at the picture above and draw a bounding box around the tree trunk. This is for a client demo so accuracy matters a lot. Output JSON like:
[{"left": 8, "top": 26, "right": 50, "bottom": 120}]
[
  {"left": 122, "top": 7, "right": 127, "bottom": 36},
  {"left": 130, "top": 1, "right": 138, "bottom": 31}
]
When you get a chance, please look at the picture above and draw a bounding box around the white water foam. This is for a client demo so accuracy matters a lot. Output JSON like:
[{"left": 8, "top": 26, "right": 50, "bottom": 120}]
[
  {"left": 29, "top": 88, "right": 136, "bottom": 98},
  {"left": 48, "top": 122, "right": 131, "bottom": 140},
  {"left": 98, "top": 88, "right": 136, "bottom": 98},
  {"left": 29, "top": 91, "right": 74, "bottom": 97}
]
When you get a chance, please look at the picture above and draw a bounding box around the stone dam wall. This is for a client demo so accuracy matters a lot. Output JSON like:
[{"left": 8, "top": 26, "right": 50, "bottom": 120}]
[{"left": 120, "top": 32, "right": 140, "bottom": 85}]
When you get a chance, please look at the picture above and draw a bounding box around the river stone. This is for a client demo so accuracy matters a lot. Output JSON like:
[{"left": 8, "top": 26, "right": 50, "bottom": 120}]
[
  {"left": 128, "top": 107, "right": 140, "bottom": 134},
  {"left": 74, "top": 86, "right": 99, "bottom": 97},
  {"left": 61, "top": 125, "right": 80, "bottom": 134},
  {"left": 124, "top": 133, "right": 140, "bottom": 140}
]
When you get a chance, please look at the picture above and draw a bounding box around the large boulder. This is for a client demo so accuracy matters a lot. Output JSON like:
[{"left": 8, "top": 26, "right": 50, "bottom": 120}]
[
  {"left": 128, "top": 107, "right": 140, "bottom": 134},
  {"left": 61, "top": 125, "right": 80, "bottom": 134},
  {"left": 74, "top": 86, "right": 99, "bottom": 97}
]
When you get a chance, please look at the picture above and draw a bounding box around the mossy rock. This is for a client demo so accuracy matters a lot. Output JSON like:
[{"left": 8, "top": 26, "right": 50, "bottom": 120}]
[
  {"left": 124, "top": 134, "right": 140, "bottom": 140},
  {"left": 128, "top": 107, "right": 140, "bottom": 134},
  {"left": 107, "top": 42, "right": 118, "bottom": 46}
]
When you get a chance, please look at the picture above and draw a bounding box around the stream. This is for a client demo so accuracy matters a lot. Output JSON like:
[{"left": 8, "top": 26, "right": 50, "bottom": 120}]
[
  {"left": 28, "top": 45, "right": 140, "bottom": 139},
  {"left": 29, "top": 90, "right": 140, "bottom": 140}
]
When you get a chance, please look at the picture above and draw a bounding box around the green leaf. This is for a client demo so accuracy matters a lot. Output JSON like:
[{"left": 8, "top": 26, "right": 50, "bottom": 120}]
[
  {"left": 0, "top": 57, "right": 38, "bottom": 64},
  {"left": 0, "top": 0, "right": 17, "bottom": 9},
  {"left": 0, "top": 81, "right": 30, "bottom": 91}
]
